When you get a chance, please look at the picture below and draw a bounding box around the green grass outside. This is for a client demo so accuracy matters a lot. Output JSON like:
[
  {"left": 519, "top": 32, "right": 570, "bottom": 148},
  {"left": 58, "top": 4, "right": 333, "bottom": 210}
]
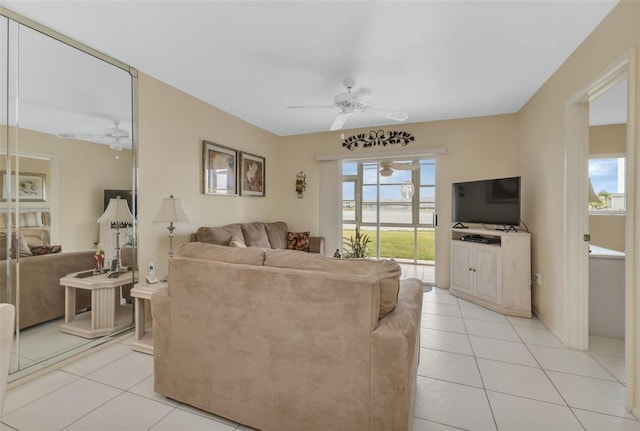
[{"left": 342, "top": 228, "right": 435, "bottom": 261}]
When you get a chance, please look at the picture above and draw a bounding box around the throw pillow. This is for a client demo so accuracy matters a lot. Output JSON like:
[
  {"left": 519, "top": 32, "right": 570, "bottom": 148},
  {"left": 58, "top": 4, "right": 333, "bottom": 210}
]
[
  {"left": 11, "top": 232, "right": 33, "bottom": 258},
  {"left": 29, "top": 245, "right": 62, "bottom": 255},
  {"left": 229, "top": 236, "right": 247, "bottom": 248},
  {"left": 287, "top": 231, "right": 310, "bottom": 252},
  {"left": 0, "top": 232, "right": 7, "bottom": 260}
]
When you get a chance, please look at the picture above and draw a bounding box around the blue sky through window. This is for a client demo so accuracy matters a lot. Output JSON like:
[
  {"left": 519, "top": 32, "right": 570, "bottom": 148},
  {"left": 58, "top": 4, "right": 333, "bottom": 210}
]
[
  {"left": 589, "top": 157, "right": 623, "bottom": 194},
  {"left": 343, "top": 160, "right": 435, "bottom": 201}
]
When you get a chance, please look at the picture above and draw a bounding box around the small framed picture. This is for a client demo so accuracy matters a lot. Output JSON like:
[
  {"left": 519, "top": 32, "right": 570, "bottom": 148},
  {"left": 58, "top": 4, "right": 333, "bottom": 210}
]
[
  {"left": 240, "top": 152, "right": 265, "bottom": 197},
  {"left": 203, "top": 141, "right": 238, "bottom": 196},
  {"left": 1, "top": 171, "right": 46, "bottom": 202}
]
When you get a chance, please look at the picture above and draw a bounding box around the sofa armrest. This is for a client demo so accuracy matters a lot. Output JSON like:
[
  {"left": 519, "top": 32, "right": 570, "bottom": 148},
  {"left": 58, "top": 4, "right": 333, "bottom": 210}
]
[
  {"left": 370, "top": 278, "right": 423, "bottom": 431},
  {"left": 309, "top": 236, "right": 324, "bottom": 254}
]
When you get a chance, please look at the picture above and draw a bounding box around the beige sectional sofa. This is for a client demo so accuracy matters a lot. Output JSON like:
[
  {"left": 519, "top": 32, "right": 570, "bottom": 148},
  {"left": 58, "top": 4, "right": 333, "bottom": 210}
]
[
  {"left": 152, "top": 242, "right": 423, "bottom": 431},
  {"left": 0, "top": 251, "right": 95, "bottom": 329},
  {"left": 192, "top": 221, "right": 324, "bottom": 254}
]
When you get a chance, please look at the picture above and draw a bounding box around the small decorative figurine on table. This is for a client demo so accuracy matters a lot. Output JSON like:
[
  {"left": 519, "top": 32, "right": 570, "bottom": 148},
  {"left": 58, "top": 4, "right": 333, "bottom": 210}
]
[{"left": 94, "top": 243, "right": 105, "bottom": 275}]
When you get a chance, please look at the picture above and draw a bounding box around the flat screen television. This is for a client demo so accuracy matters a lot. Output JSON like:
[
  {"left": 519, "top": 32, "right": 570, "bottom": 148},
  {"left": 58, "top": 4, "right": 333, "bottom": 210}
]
[
  {"left": 103, "top": 189, "right": 135, "bottom": 213},
  {"left": 452, "top": 176, "right": 521, "bottom": 226}
]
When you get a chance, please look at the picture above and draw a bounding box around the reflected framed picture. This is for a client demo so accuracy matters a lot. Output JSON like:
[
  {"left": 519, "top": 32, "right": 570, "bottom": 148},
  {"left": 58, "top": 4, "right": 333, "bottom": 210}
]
[
  {"left": 203, "top": 141, "right": 238, "bottom": 196},
  {"left": 1, "top": 171, "right": 46, "bottom": 202},
  {"left": 240, "top": 152, "right": 265, "bottom": 197}
]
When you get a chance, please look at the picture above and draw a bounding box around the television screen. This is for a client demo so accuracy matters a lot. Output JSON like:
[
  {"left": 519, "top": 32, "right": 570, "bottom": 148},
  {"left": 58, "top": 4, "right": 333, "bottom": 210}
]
[
  {"left": 452, "top": 177, "right": 520, "bottom": 226},
  {"left": 103, "top": 189, "right": 135, "bottom": 213}
]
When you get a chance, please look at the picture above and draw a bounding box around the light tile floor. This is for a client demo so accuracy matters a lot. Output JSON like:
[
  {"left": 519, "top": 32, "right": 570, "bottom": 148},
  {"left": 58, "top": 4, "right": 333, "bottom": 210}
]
[{"left": 2, "top": 270, "right": 636, "bottom": 431}]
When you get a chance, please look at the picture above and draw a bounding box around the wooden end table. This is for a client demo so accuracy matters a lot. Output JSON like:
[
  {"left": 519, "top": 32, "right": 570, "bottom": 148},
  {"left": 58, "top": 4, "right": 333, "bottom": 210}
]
[
  {"left": 130, "top": 281, "right": 167, "bottom": 354},
  {"left": 59, "top": 270, "right": 136, "bottom": 338}
]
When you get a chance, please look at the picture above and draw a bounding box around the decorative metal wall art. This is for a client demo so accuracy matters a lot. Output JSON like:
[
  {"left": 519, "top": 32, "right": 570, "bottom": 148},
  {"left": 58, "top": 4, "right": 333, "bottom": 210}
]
[
  {"left": 296, "top": 171, "right": 306, "bottom": 199},
  {"left": 342, "top": 130, "right": 415, "bottom": 151}
]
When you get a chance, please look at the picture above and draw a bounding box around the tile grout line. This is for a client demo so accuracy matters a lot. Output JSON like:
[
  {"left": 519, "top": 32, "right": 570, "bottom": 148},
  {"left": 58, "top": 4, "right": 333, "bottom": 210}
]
[
  {"left": 504, "top": 317, "right": 587, "bottom": 431},
  {"left": 456, "top": 295, "right": 500, "bottom": 431}
]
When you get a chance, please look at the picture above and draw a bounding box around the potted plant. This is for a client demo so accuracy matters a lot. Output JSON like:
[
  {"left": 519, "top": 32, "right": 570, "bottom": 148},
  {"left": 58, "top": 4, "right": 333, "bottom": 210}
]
[
  {"left": 349, "top": 228, "right": 371, "bottom": 258},
  {"left": 120, "top": 226, "right": 137, "bottom": 269}
]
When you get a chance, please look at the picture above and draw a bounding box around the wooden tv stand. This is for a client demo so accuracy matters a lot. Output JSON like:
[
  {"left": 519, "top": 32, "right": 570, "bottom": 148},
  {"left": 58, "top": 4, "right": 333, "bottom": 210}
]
[{"left": 450, "top": 228, "right": 531, "bottom": 318}]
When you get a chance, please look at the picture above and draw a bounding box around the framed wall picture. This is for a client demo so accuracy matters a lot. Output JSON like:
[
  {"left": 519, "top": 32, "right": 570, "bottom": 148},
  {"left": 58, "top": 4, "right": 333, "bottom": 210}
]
[
  {"left": 203, "top": 141, "right": 238, "bottom": 196},
  {"left": 240, "top": 152, "right": 265, "bottom": 197},
  {"left": 1, "top": 171, "right": 47, "bottom": 202}
]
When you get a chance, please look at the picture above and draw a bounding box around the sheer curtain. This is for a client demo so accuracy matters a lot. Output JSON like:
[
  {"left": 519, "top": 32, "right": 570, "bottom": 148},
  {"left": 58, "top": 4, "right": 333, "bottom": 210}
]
[{"left": 318, "top": 160, "right": 342, "bottom": 255}]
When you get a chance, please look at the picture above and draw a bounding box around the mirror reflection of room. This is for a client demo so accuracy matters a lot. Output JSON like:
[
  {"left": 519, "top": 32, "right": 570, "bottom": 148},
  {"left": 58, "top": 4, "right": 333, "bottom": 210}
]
[
  {"left": 0, "top": 18, "right": 135, "bottom": 380},
  {"left": 586, "top": 78, "right": 627, "bottom": 384}
]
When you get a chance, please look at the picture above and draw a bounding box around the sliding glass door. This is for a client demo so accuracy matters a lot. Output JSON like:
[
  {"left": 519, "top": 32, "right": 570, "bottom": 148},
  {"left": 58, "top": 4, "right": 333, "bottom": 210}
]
[{"left": 342, "top": 158, "right": 436, "bottom": 281}]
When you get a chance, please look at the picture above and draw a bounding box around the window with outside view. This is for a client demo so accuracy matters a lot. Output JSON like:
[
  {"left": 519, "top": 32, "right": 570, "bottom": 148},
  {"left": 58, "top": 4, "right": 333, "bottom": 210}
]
[{"left": 589, "top": 156, "right": 626, "bottom": 212}]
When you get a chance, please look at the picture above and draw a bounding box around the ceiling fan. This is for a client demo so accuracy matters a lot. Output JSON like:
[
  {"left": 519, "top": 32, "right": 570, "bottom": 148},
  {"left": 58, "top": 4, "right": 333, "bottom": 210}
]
[
  {"left": 288, "top": 79, "right": 409, "bottom": 131},
  {"left": 58, "top": 121, "right": 130, "bottom": 151},
  {"left": 379, "top": 160, "right": 417, "bottom": 177}
]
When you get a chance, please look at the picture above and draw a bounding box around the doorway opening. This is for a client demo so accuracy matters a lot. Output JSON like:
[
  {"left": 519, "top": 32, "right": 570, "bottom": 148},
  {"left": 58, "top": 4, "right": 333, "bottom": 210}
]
[{"left": 564, "top": 52, "right": 635, "bottom": 409}]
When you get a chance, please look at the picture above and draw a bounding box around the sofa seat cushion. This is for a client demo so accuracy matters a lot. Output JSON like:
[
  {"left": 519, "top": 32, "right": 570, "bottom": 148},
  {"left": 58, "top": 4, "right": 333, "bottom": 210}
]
[
  {"left": 177, "top": 242, "right": 266, "bottom": 266},
  {"left": 241, "top": 222, "right": 271, "bottom": 248},
  {"left": 264, "top": 249, "right": 401, "bottom": 318},
  {"left": 196, "top": 224, "right": 245, "bottom": 246}
]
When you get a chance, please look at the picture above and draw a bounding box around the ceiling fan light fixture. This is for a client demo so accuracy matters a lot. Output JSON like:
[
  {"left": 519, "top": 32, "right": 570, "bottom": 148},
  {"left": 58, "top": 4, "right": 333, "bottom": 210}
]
[{"left": 380, "top": 167, "right": 393, "bottom": 177}]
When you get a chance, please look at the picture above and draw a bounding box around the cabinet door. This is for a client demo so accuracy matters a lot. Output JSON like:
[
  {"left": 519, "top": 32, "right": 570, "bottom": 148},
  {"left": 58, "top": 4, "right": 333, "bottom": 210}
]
[
  {"left": 475, "top": 246, "right": 502, "bottom": 304},
  {"left": 451, "top": 242, "right": 473, "bottom": 294}
]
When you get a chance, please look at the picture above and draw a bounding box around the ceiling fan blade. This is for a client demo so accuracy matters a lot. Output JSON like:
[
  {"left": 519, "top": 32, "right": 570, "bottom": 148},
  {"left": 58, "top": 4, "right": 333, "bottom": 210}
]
[
  {"left": 352, "top": 87, "right": 374, "bottom": 104},
  {"left": 57, "top": 133, "right": 104, "bottom": 139},
  {"left": 360, "top": 106, "right": 408, "bottom": 121},
  {"left": 330, "top": 111, "right": 351, "bottom": 131},
  {"left": 287, "top": 105, "right": 336, "bottom": 109}
]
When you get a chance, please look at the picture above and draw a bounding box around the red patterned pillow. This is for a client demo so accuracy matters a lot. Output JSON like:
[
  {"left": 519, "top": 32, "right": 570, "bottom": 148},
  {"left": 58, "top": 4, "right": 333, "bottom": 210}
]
[
  {"left": 29, "top": 245, "right": 62, "bottom": 255},
  {"left": 287, "top": 231, "right": 310, "bottom": 252}
]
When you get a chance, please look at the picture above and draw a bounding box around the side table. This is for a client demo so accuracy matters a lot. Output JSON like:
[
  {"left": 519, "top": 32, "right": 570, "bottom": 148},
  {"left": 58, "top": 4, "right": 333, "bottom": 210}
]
[
  {"left": 59, "top": 270, "right": 136, "bottom": 338},
  {"left": 130, "top": 281, "right": 167, "bottom": 354}
]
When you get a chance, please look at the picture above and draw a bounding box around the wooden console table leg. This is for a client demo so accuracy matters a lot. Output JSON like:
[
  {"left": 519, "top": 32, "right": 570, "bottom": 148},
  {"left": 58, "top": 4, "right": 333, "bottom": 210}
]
[
  {"left": 64, "top": 286, "right": 76, "bottom": 324},
  {"left": 134, "top": 296, "right": 145, "bottom": 342},
  {"left": 92, "top": 287, "right": 116, "bottom": 331}
]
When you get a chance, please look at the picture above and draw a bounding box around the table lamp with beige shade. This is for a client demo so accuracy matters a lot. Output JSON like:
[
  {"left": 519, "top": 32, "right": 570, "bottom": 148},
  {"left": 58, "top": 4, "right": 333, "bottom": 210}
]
[{"left": 98, "top": 196, "right": 133, "bottom": 274}]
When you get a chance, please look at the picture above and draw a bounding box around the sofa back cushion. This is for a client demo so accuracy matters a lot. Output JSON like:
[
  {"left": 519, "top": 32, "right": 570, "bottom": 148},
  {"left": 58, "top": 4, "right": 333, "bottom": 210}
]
[
  {"left": 241, "top": 222, "right": 271, "bottom": 248},
  {"left": 264, "top": 221, "right": 288, "bottom": 249},
  {"left": 196, "top": 224, "right": 245, "bottom": 246},
  {"left": 176, "top": 242, "right": 266, "bottom": 266},
  {"left": 264, "top": 249, "right": 401, "bottom": 318}
]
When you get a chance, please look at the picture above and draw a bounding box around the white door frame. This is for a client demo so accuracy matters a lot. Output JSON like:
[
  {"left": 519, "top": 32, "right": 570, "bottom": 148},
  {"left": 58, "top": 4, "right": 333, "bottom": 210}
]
[{"left": 564, "top": 50, "right": 636, "bottom": 411}]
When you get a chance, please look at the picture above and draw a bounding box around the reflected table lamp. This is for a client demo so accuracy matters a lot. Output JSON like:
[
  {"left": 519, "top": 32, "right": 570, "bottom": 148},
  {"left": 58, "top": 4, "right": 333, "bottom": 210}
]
[
  {"left": 153, "top": 195, "right": 189, "bottom": 258},
  {"left": 98, "top": 196, "right": 133, "bottom": 273}
]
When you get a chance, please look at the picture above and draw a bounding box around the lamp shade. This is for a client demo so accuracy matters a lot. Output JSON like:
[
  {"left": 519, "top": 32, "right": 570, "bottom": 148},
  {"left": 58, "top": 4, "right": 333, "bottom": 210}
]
[
  {"left": 588, "top": 179, "right": 599, "bottom": 203},
  {"left": 98, "top": 197, "right": 133, "bottom": 224},
  {"left": 153, "top": 195, "right": 189, "bottom": 224}
]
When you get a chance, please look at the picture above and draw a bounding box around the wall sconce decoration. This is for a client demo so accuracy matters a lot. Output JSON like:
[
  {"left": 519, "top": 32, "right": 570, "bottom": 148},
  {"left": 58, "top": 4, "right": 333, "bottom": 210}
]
[
  {"left": 342, "top": 130, "right": 415, "bottom": 152},
  {"left": 296, "top": 171, "right": 307, "bottom": 199}
]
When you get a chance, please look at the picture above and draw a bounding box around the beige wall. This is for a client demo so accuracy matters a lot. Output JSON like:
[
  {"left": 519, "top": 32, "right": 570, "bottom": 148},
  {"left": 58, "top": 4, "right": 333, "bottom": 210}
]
[
  {"left": 517, "top": 1, "right": 638, "bottom": 345},
  {"left": 274, "top": 114, "right": 519, "bottom": 287},
  {"left": 137, "top": 74, "right": 280, "bottom": 277},
  {"left": 588, "top": 124, "right": 626, "bottom": 252},
  {"left": 2, "top": 126, "right": 132, "bottom": 251}
]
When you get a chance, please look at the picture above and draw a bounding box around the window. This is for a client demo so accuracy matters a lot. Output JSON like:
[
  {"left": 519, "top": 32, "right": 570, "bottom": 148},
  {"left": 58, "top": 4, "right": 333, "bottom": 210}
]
[{"left": 588, "top": 156, "right": 626, "bottom": 213}]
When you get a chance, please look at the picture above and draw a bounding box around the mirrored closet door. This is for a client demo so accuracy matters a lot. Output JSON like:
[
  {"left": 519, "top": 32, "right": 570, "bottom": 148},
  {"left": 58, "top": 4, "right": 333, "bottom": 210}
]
[{"left": 0, "top": 9, "right": 138, "bottom": 381}]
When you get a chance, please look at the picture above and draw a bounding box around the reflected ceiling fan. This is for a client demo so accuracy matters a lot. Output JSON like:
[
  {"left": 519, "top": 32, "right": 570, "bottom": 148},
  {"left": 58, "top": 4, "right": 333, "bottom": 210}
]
[
  {"left": 379, "top": 160, "right": 417, "bottom": 177},
  {"left": 58, "top": 121, "right": 130, "bottom": 151},
  {"left": 288, "top": 78, "right": 409, "bottom": 131}
]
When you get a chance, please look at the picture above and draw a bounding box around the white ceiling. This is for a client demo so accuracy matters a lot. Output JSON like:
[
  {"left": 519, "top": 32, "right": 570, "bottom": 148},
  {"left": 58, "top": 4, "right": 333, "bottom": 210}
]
[{"left": 2, "top": 0, "right": 620, "bottom": 137}]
